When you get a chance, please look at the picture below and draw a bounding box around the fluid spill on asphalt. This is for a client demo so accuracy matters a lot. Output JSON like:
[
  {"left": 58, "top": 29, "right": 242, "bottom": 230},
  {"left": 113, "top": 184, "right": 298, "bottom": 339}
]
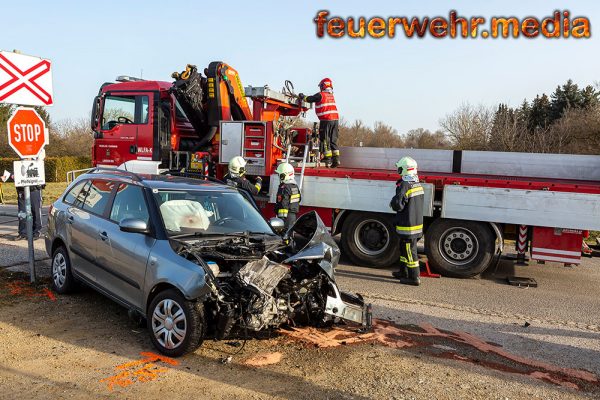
[
  {"left": 2, "top": 280, "right": 56, "bottom": 301},
  {"left": 280, "top": 319, "right": 599, "bottom": 392},
  {"left": 100, "top": 352, "right": 178, "bottom": 391}
]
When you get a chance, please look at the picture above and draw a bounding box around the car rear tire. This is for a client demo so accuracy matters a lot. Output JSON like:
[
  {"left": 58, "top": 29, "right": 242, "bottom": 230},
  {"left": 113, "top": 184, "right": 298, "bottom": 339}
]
[
  {"left": 51, "top": 246, "right": 76, "bottom": 294},
  {"left": 340, "top": 212, "right": 399, "bottom": 268},
  {"left": 425, "top": 219, "right": 495, "bottom": 278},
  {"left": 148, "top": 289, "right": 205, "bottom": 357}
]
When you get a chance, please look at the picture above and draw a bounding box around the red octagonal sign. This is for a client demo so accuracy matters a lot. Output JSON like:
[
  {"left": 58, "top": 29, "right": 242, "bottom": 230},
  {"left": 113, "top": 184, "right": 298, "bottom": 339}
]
[{"left": 7, "top": 107, "right": 48, "bottom": 158}]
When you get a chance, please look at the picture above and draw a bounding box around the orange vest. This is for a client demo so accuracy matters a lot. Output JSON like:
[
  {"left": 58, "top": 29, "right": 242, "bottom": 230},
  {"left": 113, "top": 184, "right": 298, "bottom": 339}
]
[{"left": 315, "top": 91, "right": 339, "bottom": 120}]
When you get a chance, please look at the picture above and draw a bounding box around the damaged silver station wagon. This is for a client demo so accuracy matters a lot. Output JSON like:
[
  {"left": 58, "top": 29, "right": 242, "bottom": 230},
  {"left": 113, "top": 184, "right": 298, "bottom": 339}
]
[{"left": 46, "top": 169, "right": 371, "bottom": 356}]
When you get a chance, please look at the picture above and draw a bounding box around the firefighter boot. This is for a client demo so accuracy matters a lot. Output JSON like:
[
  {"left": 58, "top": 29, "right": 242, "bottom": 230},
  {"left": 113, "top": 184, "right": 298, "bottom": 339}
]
[
  {"left": 392, "top": 265, "right": 408, "bottom": 280},
  {"left": 331, "top": 155, "right": 340, "bottom": 168},
  {"left": 400, "top": 267, "right": 421, "bottom": 286},
  {"left": 323, "top": 157, "right": 332, "bottom": 168}
]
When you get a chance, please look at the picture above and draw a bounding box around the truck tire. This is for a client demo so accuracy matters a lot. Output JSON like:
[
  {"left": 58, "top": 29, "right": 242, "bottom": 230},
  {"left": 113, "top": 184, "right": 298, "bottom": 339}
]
[
  {"left": 425, "top": 219, "right": 494, "bottom": 278},
  {"left": 340, "top": 212, "right": 399, "bottom": 268}
]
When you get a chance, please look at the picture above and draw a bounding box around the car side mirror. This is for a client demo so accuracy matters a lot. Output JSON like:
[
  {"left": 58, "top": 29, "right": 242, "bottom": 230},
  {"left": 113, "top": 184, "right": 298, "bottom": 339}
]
[
  {"left": 119, "top": 218, "right": 149, "bottom": 234},
  {"left": 269, "top": 217, "right": 285, "bottom": 234}
]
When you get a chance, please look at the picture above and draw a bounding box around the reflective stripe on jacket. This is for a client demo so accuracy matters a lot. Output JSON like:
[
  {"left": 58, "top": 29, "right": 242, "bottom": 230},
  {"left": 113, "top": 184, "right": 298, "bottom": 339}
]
[
  {"left": 390, "top": 180, "right": 424, "bottom": 239},
  {"left": 315, "top": 91, "right": 339, "bottom": 120},
  {"left": 276, "top": 182, "right": 301, "bottom": 218}
]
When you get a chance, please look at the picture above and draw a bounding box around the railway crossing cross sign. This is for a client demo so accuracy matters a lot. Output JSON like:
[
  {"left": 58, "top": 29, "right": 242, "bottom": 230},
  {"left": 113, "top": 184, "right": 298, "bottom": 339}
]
[
  {"left": 7, "top": 107, "right": 49, "bottom": 159},
  {"left": 0, "top": 51, "right": 53, "bottom": 106}
]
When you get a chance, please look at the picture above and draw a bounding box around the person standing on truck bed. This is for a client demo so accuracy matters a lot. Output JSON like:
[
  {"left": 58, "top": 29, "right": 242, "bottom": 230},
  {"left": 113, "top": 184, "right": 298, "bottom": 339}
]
[
  {"left": 299, "top": 78, "right": 340, "bottom": 168},
  {"left": 390, "top": 156, "right": 424, "bottom": 286},
  {"left": 275, "top": 162, "right": 301, "bottom": 230},
  {"left": 224, "top": 156, "right": 262, "bottom": 196}
]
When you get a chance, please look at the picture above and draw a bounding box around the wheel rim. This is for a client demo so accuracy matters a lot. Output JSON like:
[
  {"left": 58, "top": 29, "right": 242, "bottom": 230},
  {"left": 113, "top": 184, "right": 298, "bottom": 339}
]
[
  {"left": 353, "top": 219, "right": 390, "bottom": 256},
  {"left": 152, "top": 299, "right": 187, "bottom": 350},
  {"left": 52, "top": 252, "right": 67, "bottom": 288},
  {"left": 438, "top": 227, "right": 479, "bottom": 266}
]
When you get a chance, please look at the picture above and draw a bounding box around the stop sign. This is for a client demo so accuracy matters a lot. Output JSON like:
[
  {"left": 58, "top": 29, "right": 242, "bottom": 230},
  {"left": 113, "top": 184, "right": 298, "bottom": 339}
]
[{"left": 7, "top": 107, "right": 49, "bottom": 158}]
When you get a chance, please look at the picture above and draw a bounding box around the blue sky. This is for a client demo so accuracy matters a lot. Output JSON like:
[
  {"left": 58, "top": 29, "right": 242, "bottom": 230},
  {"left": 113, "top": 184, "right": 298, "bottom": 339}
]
[{"left": 1, "top": 0, "right": 598, "bottom": 134}]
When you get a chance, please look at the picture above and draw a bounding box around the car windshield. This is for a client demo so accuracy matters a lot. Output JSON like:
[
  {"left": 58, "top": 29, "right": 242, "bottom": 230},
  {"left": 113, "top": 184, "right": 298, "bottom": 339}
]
[{"left": 153, "top": 189, "right": 273, "bottom": 236}]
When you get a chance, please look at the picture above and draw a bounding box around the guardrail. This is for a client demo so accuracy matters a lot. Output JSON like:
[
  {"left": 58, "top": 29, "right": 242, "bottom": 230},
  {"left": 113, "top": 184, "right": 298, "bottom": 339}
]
[{"left": 66, "top": 168, "right": 94, "bottom": 184}]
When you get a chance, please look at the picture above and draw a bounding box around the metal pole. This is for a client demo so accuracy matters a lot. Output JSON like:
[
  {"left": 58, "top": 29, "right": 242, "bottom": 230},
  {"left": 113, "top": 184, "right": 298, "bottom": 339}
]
[{"left": 24, "top": 185, "right": 36, "bottom": 283}]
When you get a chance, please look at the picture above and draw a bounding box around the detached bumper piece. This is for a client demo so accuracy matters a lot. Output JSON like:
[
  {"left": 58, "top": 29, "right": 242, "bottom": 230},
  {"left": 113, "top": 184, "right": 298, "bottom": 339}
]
[{"left": 325, "top": 283, "right": 372, "bottom": 329}]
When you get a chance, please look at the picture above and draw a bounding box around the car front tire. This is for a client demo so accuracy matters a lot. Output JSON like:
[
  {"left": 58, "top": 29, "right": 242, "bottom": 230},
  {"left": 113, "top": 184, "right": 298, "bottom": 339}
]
[{"left": 147, "top": 289, "right": 205, "bottom": 357}]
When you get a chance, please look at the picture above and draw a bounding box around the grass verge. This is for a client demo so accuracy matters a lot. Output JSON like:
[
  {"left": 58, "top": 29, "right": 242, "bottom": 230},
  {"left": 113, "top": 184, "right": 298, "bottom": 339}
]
[{"left": 0, "top": 182, "right": 68, "bottom": 206}]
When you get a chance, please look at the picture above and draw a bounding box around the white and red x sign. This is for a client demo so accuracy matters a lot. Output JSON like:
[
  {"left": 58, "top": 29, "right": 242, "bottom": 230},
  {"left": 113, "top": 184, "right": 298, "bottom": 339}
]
[{"left": 0, "top": 51, "right": 53, "bottom": 106}]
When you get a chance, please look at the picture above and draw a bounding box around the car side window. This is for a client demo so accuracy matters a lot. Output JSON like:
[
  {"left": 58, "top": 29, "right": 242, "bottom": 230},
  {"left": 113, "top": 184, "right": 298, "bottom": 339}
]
[
  {"left": 63, "top": 180, "right": 87, "bottom": 205},
  {"left": 109, "top": 184, "right": 149, "bottom": 224},
  {"left": 80, "top": 180, "right": 113, "bottom": 216}
]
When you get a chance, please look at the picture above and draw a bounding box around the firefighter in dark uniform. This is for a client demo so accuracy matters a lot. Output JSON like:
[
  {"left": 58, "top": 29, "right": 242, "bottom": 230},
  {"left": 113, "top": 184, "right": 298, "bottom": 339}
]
[
  {"left": 390, "top": 156, "right": 424, "bottom": 286},
  {"left": 299, "top": 78, "right": 340, "bottom": 168},
  {"left": 15, "top": 184, "right": 43, "bottom": 241},
  {"left": 224, "top": 156, "right": 262, "bottom": 196},
  {"left": 275, "top": 162, "right": 301, "bottom": 230}
]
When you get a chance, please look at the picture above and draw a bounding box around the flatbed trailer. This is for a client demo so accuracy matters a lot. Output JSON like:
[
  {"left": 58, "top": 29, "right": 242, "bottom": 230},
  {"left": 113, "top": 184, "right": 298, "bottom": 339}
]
[{"left": 260, "top": 146, "right": 600, "bottom": 277}]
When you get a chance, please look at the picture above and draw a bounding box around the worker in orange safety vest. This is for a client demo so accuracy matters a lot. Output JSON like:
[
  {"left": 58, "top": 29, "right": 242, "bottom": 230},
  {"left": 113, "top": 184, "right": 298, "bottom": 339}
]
[{"left": 299, "top": 78, "right": 340, "bottom": 168}]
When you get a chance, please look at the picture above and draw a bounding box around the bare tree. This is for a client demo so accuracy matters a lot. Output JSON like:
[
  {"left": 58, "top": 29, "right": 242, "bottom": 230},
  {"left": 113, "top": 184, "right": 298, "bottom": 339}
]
[
  {"left": 488, "top": 106, "right": 526, "bottom": 152},
  {"left": 440, "top": 103, "right": 493, "bottom": 150},
  {"left": 403, "top": 128, "right": 450, "bottom": 149},
  {"left": 371, "top": 121, "right": 403, "bottom": 148},
  {"left": 48, "top": 118, "right": 93, "bottom": 157},
  {"left": 544, "top": 105, "right": 600, "bottom": 154}
]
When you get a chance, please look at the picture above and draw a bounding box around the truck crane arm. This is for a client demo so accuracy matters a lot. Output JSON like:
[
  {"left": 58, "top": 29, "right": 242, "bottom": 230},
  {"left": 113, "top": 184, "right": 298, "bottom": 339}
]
[
  {"left": 171, "top": 62, "right": 254, "bottom": 150},
  {"left": 206, "top": 61, "right": 253, "bottom": 124}
]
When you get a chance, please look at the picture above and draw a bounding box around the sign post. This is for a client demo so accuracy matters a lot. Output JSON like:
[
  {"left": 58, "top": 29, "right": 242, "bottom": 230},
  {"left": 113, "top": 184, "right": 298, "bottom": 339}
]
[
  {"left": 7, "top": 108, "right": 49, "bottom": 284},
  {"left": 2, "top": 50, "right": 53, "bottom": 285}
]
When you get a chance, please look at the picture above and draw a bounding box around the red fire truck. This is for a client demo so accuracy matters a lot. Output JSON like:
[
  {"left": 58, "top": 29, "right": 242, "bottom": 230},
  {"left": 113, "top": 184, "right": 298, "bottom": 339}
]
[{"left": 88, "top": 62, "right": 600, "bottom": 278}]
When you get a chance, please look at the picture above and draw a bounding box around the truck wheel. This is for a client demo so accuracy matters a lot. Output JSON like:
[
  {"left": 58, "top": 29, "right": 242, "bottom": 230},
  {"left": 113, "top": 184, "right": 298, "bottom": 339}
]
[
  {"left": 425, "top": 219, "right": 494, "bottom": 278},
  {"left": 341, "top": 212, "right": 399, "bottom": 268}
]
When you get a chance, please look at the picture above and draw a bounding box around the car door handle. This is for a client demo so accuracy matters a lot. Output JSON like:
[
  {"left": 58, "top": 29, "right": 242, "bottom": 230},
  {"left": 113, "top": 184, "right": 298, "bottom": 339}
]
[
  {"left": 67, "top": 215, "right": 74, "bottom": 224},
  {"left": 99, "top": 231, "right": 108, "bottom": 241}
]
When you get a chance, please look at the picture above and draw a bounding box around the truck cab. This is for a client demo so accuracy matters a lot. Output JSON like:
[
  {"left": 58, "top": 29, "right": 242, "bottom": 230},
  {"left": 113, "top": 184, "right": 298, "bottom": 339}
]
[{"left": 91, "top": 79, "right": 199, "bottom": 168}]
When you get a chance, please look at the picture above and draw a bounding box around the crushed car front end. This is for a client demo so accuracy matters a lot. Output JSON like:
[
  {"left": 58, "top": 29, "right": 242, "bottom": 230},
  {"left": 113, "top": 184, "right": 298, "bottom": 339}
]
[{"left": 170, "top": 212, "right": 371, "bottom": 338}]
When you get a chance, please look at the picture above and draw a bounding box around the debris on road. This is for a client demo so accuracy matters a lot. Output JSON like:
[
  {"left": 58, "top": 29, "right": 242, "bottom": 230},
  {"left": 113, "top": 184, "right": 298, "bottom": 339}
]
[
  {"left": 220, "top": 355, "right": 233, "bottom": 365},
  {"left": 243, "top": 352, "right": 283, "bottom": 367}
]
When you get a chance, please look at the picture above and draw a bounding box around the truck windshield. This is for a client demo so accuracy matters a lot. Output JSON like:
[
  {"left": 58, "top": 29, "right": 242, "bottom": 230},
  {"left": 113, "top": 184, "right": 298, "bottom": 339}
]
[{"left": 153, "top": 190, "right": 273, "bottom": 236}]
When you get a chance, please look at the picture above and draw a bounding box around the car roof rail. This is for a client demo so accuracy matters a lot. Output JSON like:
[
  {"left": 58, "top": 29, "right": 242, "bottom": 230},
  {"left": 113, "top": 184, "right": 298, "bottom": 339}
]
[
  {"left": 160, "top": 170, "right": 226, "bottom": 185},
  {"left": 88, "top": 167, "right": 144, "bottom": 182}
]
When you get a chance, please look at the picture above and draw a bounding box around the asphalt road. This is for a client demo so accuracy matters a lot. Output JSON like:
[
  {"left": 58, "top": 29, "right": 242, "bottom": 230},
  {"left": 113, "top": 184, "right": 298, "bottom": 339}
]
[
  {"left": 337, "top": 251, "right": 600, "bottom": 328},
  {"left": 335, "top": 251, "right": 600, "bottom": 377}
]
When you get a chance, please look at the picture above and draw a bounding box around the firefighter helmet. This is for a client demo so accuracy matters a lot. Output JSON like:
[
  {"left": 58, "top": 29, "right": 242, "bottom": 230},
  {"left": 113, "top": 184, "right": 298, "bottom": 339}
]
[
  {"left": 276, "top": 162, "right": 295, "bottom": 182},
  {"left": 228, "top": 156, "right": 247, "bottom": 176},
  {"left": 319, "top": 78, "right": 333, "bottom": 91},
  {"left": 395, "top": 156, "right": 418, "bottom": 177}
]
